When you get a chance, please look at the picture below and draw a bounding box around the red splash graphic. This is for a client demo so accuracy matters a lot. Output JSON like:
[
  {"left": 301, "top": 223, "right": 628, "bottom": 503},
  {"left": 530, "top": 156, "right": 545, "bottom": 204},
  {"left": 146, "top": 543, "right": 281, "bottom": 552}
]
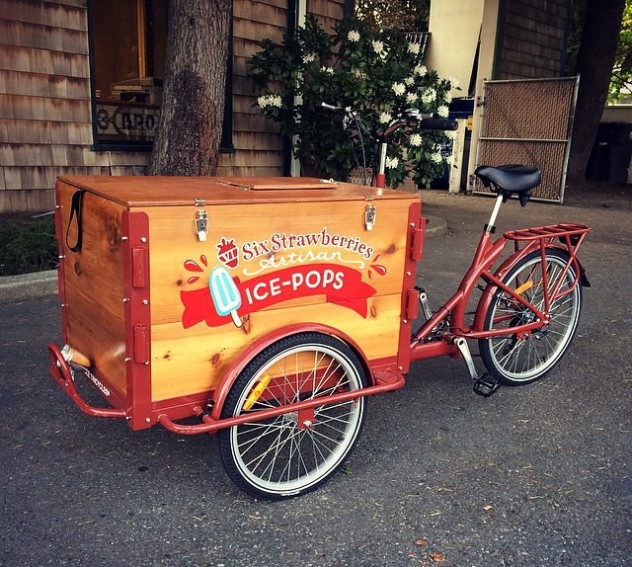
[
  {"left": 184, "top": 256, "right": 210, "bottom": 285},
  {"left": 368, "top": 254, "right": 386, "bottom": 278},
  {"left": 184, "top": 258, "right": 205, "bottom": 273}
]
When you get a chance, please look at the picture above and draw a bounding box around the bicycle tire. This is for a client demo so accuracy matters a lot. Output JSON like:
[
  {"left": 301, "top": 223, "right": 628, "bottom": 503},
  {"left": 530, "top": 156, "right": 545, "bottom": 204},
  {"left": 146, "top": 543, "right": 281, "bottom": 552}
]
[
  {"left": 218, "top": 332, "right": 367, "bottom": 499},
  {"left": 479, "top": 248, "right": 582, "bottom": 385}
]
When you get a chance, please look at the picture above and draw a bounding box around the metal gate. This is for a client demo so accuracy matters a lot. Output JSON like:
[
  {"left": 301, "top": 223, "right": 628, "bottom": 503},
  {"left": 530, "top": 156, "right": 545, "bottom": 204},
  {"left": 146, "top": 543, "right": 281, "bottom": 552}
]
[{"left": 474, "top": 77, "right": 579, "bottom": 203}]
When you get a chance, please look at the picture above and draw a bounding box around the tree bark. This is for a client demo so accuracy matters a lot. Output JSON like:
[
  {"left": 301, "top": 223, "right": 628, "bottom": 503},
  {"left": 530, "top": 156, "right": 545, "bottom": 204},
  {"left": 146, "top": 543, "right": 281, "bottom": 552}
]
[
  {"left": 149, "top": 0, "right": 231, "bottom": 176},
  {"left": 567, "top": 0, "right": 625, "bottom": 182}
]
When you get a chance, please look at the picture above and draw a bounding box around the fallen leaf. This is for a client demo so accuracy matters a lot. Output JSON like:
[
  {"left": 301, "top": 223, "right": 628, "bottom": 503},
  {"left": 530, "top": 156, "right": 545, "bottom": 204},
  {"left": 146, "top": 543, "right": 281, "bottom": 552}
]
[
  {"left": 430, "top": 551, "right": 446, "bottom": 562},
  {"left": 483, "top": 505, "right": 493, "bottom": 511},
  {"left": 415, "top": 538, "right": 429, "bottom": 547}
]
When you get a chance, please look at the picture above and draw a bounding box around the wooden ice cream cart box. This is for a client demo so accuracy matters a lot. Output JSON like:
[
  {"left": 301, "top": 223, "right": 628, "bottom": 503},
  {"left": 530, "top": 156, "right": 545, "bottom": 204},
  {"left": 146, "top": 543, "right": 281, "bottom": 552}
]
[{"left": 50, "top": 176, "right": 424, "bottom": 432}]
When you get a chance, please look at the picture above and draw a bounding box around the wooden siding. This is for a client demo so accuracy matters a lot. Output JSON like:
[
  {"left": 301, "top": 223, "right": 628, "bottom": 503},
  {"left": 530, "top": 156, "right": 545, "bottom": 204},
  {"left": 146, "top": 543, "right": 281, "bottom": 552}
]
[
  {"left": 219, "top": 0, "right": 346, "bottom": 179},
  {"left": 1, "top": 0, "right": 346, "bottom": 213},
  {"left": 496, "top": 0, "right": 570, "bottom": 80},
  {"left": 0, "top": 0, "right": 148, "bottom": 213}
]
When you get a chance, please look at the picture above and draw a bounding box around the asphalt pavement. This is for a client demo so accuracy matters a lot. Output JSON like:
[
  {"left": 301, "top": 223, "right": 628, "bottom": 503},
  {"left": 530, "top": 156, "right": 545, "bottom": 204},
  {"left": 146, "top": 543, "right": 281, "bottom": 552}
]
[{"left": 1, "top": 189, "right": 630, "bottom": 566}]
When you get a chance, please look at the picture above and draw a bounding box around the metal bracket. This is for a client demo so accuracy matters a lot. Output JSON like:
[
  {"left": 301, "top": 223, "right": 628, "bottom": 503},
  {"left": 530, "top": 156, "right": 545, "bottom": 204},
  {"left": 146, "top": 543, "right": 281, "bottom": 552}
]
[
  {"left": 195, "top": 210, "right": 208, "bottom": 242},
  {"left": 364, "top": 204, "right": 376, "bottom": 231}
]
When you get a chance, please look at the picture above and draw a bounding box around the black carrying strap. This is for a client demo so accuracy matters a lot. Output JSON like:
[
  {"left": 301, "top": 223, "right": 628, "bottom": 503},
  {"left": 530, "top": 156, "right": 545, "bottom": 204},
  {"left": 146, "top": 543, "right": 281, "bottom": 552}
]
[{"left": 65, "top": 190, "right": 85, "bottom": 253}]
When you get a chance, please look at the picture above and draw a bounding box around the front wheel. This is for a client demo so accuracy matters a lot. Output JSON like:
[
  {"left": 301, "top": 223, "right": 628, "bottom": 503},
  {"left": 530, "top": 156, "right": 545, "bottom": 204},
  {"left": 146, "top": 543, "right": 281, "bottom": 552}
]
[
  {"left": 479, "top": 248, "right": 582, "bottom": 385},
  {"left": 218, "top": 332, "right": 368, "bottom": 499}
]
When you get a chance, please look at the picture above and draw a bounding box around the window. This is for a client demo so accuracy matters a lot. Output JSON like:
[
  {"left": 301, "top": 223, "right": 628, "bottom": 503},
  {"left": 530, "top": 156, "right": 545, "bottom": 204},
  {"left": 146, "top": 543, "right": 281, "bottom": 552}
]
[{"left": 88, "top": 0, "right": 233, "bottom": 152}]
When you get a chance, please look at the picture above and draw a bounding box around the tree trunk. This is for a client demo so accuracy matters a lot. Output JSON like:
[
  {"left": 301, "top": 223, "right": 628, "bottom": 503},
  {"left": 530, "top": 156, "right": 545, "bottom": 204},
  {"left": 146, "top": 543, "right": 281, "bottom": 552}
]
[
  {"left": 149, "top": 0, "right": 231, "bottom": 176},
  {"left": 566, "top": 0, "right": 625, "bottom": 182}
]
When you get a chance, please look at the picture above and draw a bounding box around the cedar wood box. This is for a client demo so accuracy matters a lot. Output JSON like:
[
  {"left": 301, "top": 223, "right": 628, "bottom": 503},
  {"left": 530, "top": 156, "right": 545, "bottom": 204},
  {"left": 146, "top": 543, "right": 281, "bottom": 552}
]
[{"left": 54, "top": 176, "right": 424, "bottom": 430}]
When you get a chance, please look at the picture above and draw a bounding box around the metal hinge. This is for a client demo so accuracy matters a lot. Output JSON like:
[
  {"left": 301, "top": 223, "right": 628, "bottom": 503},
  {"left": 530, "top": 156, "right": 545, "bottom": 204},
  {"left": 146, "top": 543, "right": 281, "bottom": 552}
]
[{"left": 133, "top": 324, "right": 150, "bottom": 365}]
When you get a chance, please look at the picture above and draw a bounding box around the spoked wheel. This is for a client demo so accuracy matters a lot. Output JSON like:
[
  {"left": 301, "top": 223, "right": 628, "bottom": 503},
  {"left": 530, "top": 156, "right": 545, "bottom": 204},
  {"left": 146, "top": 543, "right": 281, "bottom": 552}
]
[
  {"left": 218, "top": 332, "right": 368, "bottom": 499},
  {"left": 479, "top": 248, "right": 582, "bottom": 385}
]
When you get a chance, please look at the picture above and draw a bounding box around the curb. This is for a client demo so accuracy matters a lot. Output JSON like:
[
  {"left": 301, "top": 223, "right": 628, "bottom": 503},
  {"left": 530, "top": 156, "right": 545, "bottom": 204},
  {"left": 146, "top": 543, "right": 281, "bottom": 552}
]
[
  {"left": 0, "top": 217, "right": 448, "bottom": 305},
  {"left": 0, "top": 270, "right": 57, "bottom": 305},
  {"left": 423, "top": 214, "right": 448, "bottom": 237}
]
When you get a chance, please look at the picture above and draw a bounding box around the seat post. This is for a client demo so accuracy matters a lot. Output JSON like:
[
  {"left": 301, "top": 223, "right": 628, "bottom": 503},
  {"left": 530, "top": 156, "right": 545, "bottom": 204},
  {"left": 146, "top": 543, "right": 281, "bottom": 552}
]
[{"left": 485, "top": 193, "right": 505, "bottom": 232}]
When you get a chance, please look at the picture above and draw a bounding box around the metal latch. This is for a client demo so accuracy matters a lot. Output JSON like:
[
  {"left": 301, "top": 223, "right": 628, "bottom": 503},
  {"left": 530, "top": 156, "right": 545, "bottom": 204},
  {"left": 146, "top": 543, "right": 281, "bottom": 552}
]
[
  {"left": 364, "top": 204, "right": 376, "bottom": 231},
  {"left": 195, "top": 210, "right": 208, "bottom": 241}
]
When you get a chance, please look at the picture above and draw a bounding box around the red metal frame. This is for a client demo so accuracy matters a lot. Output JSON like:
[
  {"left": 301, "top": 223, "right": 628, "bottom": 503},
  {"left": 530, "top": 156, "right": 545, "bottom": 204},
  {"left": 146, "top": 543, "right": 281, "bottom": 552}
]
[
  {"left": 48, "top": 342, "right": 126, "bottom": 419},
  {"left": 121, "top": 210, "right": 153, "bottom": 429},
  {"left": 409, "top": 222, "right": 590, "bottom": 362}
]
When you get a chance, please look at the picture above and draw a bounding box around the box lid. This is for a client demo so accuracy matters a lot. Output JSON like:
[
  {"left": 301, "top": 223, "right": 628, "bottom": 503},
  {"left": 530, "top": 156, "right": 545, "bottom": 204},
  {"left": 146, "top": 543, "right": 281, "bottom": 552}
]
[{"left": 57, "top": 176, "right": 419, "bottom": 207}]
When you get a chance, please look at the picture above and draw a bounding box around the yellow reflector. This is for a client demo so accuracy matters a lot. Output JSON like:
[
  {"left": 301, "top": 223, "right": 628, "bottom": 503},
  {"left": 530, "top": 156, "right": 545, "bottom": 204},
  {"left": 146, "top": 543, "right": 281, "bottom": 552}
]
[
  {"left": 242, "top": 373, "right": 273, "bottom": 411},
  {"left": 514, "top": 280, "right": 533, "bottom": 295}
]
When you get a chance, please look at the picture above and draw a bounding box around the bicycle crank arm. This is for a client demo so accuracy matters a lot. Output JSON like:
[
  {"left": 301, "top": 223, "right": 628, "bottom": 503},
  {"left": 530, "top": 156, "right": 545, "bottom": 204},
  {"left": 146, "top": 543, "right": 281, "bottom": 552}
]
[{"left": 453, "top": 337, "right": 500, "bottom": 397}]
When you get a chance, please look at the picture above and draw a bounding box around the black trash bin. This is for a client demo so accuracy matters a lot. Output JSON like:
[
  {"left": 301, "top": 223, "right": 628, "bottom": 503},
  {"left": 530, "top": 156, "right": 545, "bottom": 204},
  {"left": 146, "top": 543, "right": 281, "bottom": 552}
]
[{"left": 586, "top": 122, "right": 632, "bottom": 183}]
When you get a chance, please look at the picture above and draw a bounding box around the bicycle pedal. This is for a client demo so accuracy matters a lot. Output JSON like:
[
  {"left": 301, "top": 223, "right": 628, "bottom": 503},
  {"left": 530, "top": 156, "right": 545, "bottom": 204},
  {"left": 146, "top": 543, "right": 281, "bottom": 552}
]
[{"left": 473, "top": 373, "right": 500, "bottom": 397}]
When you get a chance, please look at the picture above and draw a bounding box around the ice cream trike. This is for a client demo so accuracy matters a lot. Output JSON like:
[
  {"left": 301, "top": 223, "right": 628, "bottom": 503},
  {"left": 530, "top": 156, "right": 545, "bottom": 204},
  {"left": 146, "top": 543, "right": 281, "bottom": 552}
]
[{"left": 48, "top": 170, "right": 590, "bottom": 499}]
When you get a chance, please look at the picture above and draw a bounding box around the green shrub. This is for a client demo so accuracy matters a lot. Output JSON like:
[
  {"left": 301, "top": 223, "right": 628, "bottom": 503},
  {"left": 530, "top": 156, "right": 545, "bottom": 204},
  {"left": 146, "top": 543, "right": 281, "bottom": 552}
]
[
  {"left": 249, "top": 16, "right": 458, "bottom": 188},
  {"left": 0, "top": 216, "right": 58, "bottom": 276}
]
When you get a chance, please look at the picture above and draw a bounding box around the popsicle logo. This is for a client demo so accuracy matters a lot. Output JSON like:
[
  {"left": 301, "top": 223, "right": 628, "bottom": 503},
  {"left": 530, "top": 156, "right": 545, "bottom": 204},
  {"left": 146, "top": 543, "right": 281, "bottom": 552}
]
[
  {"left": 181, "top": 263, "right": 379, "bottom": 329},
  {"left": 180, "top": 227, "right": 387, "bottom": 329},
  {"left": 209, "top": 266, "right": 243, "bottom": 327}
]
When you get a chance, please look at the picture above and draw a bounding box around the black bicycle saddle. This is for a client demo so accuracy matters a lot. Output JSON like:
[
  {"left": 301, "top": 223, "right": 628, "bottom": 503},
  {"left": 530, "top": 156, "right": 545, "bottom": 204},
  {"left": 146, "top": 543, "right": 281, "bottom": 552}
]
[{"left": 474, "top": 164, "right": 541, "bottom": 206}]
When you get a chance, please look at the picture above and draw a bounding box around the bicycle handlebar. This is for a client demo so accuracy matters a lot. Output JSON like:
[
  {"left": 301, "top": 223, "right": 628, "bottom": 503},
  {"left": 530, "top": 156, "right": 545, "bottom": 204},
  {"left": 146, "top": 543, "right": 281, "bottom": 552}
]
[
  {"left": 418, "top": 118, "right": 458, "bottom": 131},
  {"left": 321, "top": 103, "right": 457, "bottom": 132},
  {"left": 321, "top": 102, "right": 340, "bottom": 112}
]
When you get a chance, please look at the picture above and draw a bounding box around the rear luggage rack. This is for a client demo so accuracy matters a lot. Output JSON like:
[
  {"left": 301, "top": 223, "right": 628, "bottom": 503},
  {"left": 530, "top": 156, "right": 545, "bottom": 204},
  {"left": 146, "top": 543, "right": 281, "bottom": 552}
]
[{"left": 504, "top": 223, "right": 590, "bottom": 241}]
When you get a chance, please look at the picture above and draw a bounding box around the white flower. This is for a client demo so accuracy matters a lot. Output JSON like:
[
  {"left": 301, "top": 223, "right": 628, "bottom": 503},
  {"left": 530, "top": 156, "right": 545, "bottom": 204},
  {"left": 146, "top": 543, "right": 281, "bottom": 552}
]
[
  {"left": 302, "top": 53, "right": 316, "bottom": 64},
  {"left": 407, "top": 42, "right": 421, "bottom": 55},
  {"left": 444, "top": 91, "right": 453, "bottom": 104},
  {"left": 257, "top": 94, "right": 282, "bottom": 109},
  {"left": 372, "top": 40, "right": 388, "bottom": 59},
  {"left": 448, "top": 76, "right": 460, "bottom": 87},
  {"left": 437, "top": 105, "right": 449, "bottom": 118},
  {"left": 414, "top": 64, "right": 427, "bottom": 76},
  {"left": 372, "top": 40, "right": 385, "bottom": 54},
  {"left": 347, "top": 30, "right": 360, "bottom": 42},
  {"left": 409, "top": 133, "right": 422, "bottom": 147},
  {"left": 404, "top": 76, "right": 414, "bottom": 86},
  {"left": 385, "top": 156, "right": 399, "bottom": 169},
  {"left": 431, "top": 151, "right": 443, "bottom": 163},
  {"left": 321, "top": 66, "right": 334, "bottom": 74},
  {"left": 379, "top": 111, "right": 392, "bottom": 124},
  {"left": 392, "top": 82, "right": 406, "bottom": 96},
  {"left": 406, "top": 92, "right": 418, "bottom": 104},
  {"left": 422, "top": 89, "right": 437, "bottom": 104}
]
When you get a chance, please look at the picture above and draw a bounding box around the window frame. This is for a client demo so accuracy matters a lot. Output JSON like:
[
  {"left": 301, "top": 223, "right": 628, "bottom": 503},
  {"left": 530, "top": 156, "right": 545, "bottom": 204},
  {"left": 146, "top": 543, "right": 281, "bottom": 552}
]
[{"left": 87, "top": 0, "right": 234, "bottom": 153}]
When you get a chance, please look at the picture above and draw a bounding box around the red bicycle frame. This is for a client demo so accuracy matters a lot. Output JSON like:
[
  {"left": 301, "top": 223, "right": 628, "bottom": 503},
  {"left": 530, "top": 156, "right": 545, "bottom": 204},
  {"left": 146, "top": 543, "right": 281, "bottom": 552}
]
[{"left": 408, "top": 193, "right": 590, "bottom": 364}]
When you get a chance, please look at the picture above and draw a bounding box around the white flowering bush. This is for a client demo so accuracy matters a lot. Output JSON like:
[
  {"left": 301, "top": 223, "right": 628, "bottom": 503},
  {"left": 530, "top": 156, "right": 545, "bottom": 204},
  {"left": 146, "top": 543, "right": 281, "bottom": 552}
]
[{"left": 249, "top": 16, "right": 457, "bottom": 187}]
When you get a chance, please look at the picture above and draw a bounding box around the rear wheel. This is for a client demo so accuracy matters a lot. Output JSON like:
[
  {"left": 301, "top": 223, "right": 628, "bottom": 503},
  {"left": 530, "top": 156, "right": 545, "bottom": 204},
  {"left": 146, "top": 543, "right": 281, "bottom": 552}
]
[
  {"left": 218, "top": 332, "right": 367, "bottom": 499},
  {"left": 479, "top": 248, "right": 582, "bottom": 385}
]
